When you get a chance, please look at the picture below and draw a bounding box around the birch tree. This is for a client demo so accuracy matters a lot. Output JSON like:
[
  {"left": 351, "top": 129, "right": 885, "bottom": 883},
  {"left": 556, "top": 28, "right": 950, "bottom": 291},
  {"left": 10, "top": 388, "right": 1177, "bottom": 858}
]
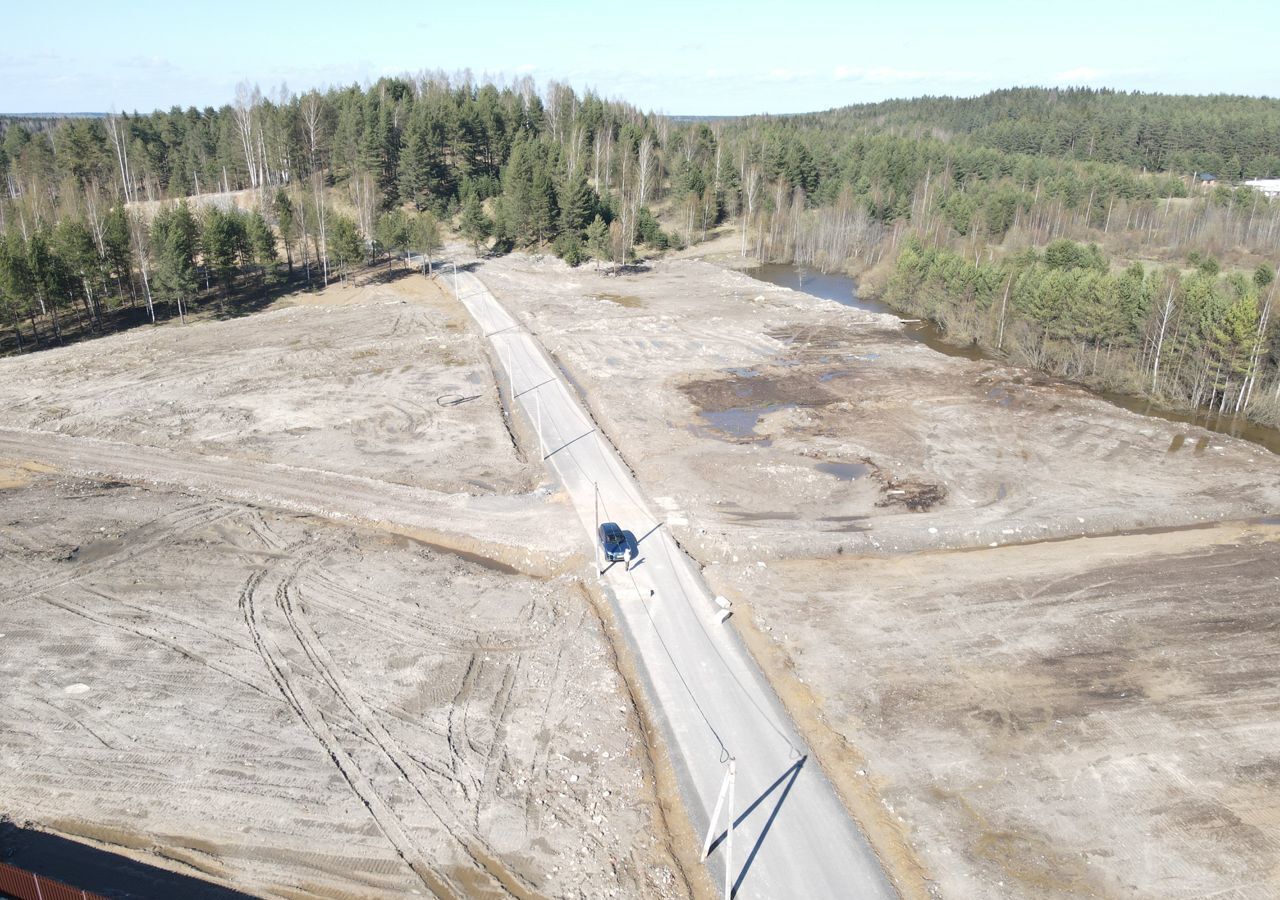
[
  {"left": 1149, "top": 281, "right": 1178, "bottom": 392},
  {"left": 300, "top": 90, "right": 329, "bottom": 284},
  {"left": 105, "top": 113, "right": 135, "bottom": 203}
]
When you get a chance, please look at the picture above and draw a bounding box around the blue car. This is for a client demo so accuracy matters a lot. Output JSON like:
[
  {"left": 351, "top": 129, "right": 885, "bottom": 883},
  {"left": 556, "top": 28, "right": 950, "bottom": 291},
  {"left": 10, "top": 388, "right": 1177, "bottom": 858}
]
[{"left": 598, "top": 522, "right": 627, "bottom": 562}]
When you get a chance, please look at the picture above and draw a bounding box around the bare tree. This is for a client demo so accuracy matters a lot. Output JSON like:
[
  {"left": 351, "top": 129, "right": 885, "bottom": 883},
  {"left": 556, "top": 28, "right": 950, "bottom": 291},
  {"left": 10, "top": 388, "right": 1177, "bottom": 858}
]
[
  {"left": 1149, "top": 282, "right": 1178, "bottom": 392},
  {"left": 300, "top": 91, "right": 329, "bottom": 285},
  {"left": 106, "top": 113, "right": 135, "bottom": 203},
  {"left": 233, "top": 82, "right": 262, "bottom": 190},
  {"left": 637, "top": 134, "right": 657, "bottom": 208},
  {"left": 566, "top": 125, "right": 586, "bottom": 179},
  {"left": 741, "top": 163, "right": 760, "bottom": 258}
]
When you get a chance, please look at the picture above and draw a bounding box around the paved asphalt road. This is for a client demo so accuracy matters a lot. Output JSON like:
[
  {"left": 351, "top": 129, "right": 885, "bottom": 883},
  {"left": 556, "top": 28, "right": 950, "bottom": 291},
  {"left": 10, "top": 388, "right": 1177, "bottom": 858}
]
[{"left": 452, "top": 266, "right": 896, "bottom": 899}]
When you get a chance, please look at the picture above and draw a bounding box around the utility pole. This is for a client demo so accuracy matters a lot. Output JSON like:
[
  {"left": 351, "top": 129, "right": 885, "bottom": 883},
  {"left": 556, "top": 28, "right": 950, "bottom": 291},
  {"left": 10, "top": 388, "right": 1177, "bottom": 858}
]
[{"left": 702, "top": 758, "right": 737, "bottom": 900}]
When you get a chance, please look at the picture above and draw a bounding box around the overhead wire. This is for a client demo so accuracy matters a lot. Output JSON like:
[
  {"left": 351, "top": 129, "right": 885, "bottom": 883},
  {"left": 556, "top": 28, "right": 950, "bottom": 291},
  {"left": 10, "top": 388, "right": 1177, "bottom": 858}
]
[{"left": 470, "top": 271, "right": 798, "bottom": 763}]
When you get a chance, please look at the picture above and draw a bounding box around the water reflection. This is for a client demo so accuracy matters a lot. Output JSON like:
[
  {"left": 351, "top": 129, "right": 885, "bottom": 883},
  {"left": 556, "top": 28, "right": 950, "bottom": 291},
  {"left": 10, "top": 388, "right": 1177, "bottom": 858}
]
[{"left": 742, "top": 263, "right": 1280, "bottom": 455}]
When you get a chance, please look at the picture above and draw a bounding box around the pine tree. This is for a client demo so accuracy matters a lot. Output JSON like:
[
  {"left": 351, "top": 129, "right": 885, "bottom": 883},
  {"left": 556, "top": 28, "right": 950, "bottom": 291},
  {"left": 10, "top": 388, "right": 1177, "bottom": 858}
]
[
  {"left": 458, "top": 196, "right": 492, "bottom": 254},
  {"left": 247, "top": 211, "right": 277, "bottom": 277},
  {"left": 374, "top": 209, "right": 411, "bottom": 267},
  {"left": 398, "top": 116, "right": 431, "bottom": 212},
  {"left": 328, "top": 214, "right": 364, "bottom": 281},
  {"left": 272, "top": 188, "right": 296, "bottom": 273},
  {"left": 151, "top": 202, "right": 199, "bottom": 317},
  {"left": 559, "top": 174, "right": 596, "bottom": 237},
  {"left": 200, "top": 207, "right": 248, "bottom": 305},
  {"left": 412, "top": 212, "right": 442, "bottom": 273},
  {"left": 585, "top": 215, "right": 610, "bottom": 269}
]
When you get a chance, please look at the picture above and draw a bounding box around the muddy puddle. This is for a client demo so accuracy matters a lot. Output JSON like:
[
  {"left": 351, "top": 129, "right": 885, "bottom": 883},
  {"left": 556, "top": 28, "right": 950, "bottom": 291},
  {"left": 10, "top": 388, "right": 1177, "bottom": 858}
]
[
  {"left": 690, "top": 405, "right": 791, "bottom": 442},
  {"left": 681, "top": 368, "right": 837, "bottom": 443},
  {"left": 1108, "top": 394, "right": 1280, "bottom": 455},
  {"left": 723, "top": 508, "right": 800, "bottom": 521},
  {"left": 744, "top": 263, "right": 1280, "bottom": 455},
  {"left": 816, "top": 461, "right": 871, "bottom": 480}
]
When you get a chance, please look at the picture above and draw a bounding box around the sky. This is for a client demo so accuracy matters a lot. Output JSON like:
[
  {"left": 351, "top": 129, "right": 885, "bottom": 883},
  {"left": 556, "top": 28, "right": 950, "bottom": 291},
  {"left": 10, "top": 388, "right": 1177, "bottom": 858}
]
[{"left": 2, "top": 0, "right": 1274, "bottom": 115}]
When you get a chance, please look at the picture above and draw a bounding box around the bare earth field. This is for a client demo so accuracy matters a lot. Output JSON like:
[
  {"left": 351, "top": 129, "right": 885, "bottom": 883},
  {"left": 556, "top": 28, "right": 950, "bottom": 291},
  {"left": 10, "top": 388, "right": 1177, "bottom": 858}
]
[
  {"left": 726, "top": 522, "right": 1280, "bottom": 899},
  {"left": 471, "top": 250, "right": 1280, "bottom": 898},
  {"left": 4, "top": 246, "right": 1279, "bottom": 899},
  {"left": 0, "top": 272, "right": 687, "bottom": 899}
]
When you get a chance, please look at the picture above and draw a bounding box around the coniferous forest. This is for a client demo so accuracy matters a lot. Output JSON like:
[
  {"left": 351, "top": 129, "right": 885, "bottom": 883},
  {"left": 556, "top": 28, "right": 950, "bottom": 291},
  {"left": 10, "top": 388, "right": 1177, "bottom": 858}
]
[{"left": 1, "top": 81, "right": 1278, "bottom": 425}]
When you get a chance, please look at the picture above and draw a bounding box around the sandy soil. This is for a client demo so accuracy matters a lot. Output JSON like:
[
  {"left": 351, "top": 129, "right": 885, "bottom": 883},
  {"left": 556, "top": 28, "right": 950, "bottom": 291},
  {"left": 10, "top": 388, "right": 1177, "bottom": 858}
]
[
  {"left": 0, "top": 272, "right": 532, "bottom": 496},
  {"left": 6, "top": 241, "right": 1278, "bottom": 897},
  {"left": 713, "top": 523, "right": 1280, "bottom": 898},
  {"left": 0, "top": 269, "right": 687, "bottom": 899},
  {"left": 469, "top": 249, "right": 1280, "bottom": 898},
  {"left": 473, "top": 253, "right": 1279, "bottom": 564}
]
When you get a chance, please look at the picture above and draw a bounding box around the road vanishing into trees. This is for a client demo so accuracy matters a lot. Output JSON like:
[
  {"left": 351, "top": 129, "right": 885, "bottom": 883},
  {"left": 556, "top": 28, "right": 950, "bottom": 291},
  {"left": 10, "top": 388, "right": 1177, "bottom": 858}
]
[{"left": 451, "top": 265, "right": 896, "bottom": 899}]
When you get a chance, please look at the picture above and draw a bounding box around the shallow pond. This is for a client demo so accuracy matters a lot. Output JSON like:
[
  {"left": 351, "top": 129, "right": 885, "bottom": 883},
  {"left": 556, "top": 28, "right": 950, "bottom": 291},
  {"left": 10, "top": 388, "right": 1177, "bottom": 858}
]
[{"left": 743, "top": 263, "right": 1280, "bottom": 455}]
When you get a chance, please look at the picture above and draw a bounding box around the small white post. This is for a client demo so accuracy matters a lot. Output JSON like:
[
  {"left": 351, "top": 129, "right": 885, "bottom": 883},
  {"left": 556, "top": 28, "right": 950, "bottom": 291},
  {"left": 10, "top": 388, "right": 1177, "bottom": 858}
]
[{"left": 450, "top": 261, "right": 459, "bottom": 300}]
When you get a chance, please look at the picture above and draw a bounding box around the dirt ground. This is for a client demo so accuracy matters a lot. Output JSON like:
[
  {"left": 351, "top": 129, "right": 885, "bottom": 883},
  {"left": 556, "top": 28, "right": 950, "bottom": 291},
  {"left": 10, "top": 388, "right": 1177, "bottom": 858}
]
[
  {"left": 5, "top": 243, "right": 1279, "bottom": 898},
  {"left": 474, "top": 253, "right": 1278, "bottom": 563},
  {"left": 713, "top": 522, "right": 1280, "bottom": 898},
  {"left": 0, "top": 271, "right": 533, "bottom": 497},
  {"left": 0, "top": 270, "right": 687, "bottom": 899},
  {"left": 470, "top": 249, "right": 1280, "bottom": 898}
]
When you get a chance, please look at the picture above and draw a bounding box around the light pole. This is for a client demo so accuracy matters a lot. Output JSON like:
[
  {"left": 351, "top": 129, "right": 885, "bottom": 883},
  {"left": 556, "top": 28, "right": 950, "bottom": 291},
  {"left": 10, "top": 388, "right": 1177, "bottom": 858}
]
[{"left": 702, "top": 758, "right": 737, "bottom": 900}]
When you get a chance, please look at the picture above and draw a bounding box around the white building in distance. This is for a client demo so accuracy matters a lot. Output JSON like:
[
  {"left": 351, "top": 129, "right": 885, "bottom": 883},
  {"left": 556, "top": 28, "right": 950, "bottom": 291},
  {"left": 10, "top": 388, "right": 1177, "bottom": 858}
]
[{"left": 1243, "top": 179, "right": 1280, "bottom": 198}]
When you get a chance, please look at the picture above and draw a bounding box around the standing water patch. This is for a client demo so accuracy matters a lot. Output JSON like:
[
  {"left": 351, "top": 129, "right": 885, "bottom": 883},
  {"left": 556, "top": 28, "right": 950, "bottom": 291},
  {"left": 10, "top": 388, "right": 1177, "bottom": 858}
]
[{"left": 816, "top": 461, "right": 870, "bottom": 480}]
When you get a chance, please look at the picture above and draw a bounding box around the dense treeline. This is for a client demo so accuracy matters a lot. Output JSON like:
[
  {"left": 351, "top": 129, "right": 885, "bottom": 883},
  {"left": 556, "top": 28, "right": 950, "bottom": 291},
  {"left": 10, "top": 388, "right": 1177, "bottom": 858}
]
[
  {"left": 720, "top": 110, "right": 1280, "bottom": 270},
  {"left": 0, "top": 74, "right": 727, "bottom": 350},
  {"left": 3, "top": 78, "right": 1278, "bottom": 427},
  {"left": 797, "top": 88, "right": 1280, "bottom": 180},
  {"left": 882, "top": 238, "right": 1279, "bottom": 423},
  {"left": 714, "top": 90, "right": 1280, "bottom": 425}
]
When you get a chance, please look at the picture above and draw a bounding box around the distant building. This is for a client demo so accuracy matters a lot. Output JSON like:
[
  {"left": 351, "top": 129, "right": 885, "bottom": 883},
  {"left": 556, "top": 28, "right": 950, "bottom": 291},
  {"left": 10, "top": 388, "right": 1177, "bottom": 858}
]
[
  {"left": 1243, "top": 179, "right": 1280, "bottom": 199},
  {"left": 1194, "top": 172, "right": 1218, "bottom": 187}
]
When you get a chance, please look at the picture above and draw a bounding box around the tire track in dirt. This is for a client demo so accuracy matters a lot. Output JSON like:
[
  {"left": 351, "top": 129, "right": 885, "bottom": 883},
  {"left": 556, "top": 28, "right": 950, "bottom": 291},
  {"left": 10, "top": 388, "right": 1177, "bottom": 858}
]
[
  {"left": 237, "top": 566, "right": 459, "bottom": 899},
  {"left": 446, "top": 655, "right": 480, "bottom": 800},
  {"left": 48, "top": 585, "right": 279, "bottom": 700},
  {"left": 0, "top": 501, "right": 237, "bottom": 608},
  {"left": 303, "top": 566, "right": 551, "bottom": 656},
  {"left": 0, "top": 427, "right": 569, "bottom": 576},
  {"left": 282, "top": 573, "right": 545, "bottom": 899},
  {"left": 240, "top": 556, "right": 547, "bottom": 900}
]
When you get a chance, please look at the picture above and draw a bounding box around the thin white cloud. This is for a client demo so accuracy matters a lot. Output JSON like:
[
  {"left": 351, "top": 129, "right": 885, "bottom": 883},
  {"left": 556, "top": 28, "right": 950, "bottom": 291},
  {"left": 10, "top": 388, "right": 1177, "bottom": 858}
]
[
  {"left": 832, "top": 65, "right": 987, "bottom": 85},
  {"left": 834, "top": 65, "right": 923, "bottom": 82},
  {"left": 1054, "top": 65, "right": 1154, "bottom": 83},
  {"left": 1056, "top": 66, "right": 1104, "bottom": 82}
]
